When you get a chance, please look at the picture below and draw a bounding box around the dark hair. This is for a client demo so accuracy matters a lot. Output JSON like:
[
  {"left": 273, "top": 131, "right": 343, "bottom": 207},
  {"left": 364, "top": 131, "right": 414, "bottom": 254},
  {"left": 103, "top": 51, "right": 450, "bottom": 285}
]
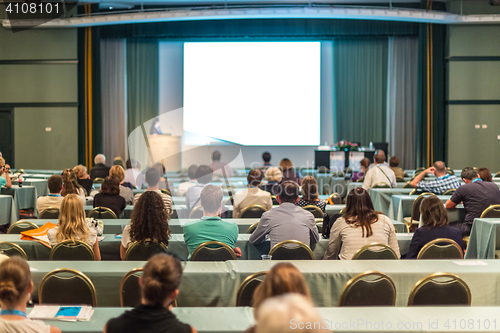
[
  {"left": 420, "top": 195, "right": 448, "bottom": 229},
  {"left": 48, "top": 175, "right": 63, "bottom": 194},
  {"left": 262, "top": 152, "right": 271, "bottom": 163},
  {"left": 389, "top": 156, "right": 400, "bottom": 167},
  {"left": 187, "top": 165, "right": 198, "bottom": 180},
  {"left": 343, "top": 188, "right": 381, "bottom": 237},
  {"left": 212, "top": 151, "right": 221, "bottom": 161},
  {"left": 301, "top": 176, "right": 318, "bottom": 201},
  {"left": 141, "top": 254, "right": 183, "bottom": 307},
  {"left": 433, "top": 161, "right": 446, "bottom": 173},
  {"left": 277, "top": 181, "right": 299, "bottom": 203},
  {"left": 0, "top": 257, "right": 31, "bottom": 307},
  {"left": 478, "top": 168, "right": 492, "bottom": 182},
  {"left": 126, "top": 159, "right": 133, "bottom": 169},
  {"left": 200, "top": 185, "right": 223, "bottom": 214},
  {"left": 153, "top": 163, "right": 170, "bottom": 192},
  {"left": 195, "top": 165, "right": 213, "bottom": 184},
  {"left": 61, "top": 168, "right": 83, "bottom": 196},
  {"left": 101, "top": 176, "right": 120, "bottom": 195},
  {"left": 461, "top": 167, "right": 478, "bottom": 181},
  {"left": 374, "top": 150, "right": 386, "bottom": 164},
  {"left": 145, "top": 167, "right": 160, "bottom": 186},
  {"left": 247, "top": 169, "right": 263, "bottom": 187},
  {"left": 130, "top": 191, "right": 171, "bottom": 245}
]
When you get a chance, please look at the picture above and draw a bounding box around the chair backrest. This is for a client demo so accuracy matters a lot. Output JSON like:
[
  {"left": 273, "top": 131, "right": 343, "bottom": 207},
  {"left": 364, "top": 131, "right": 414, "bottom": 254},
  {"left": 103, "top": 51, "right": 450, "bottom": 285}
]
[
  {"left": 352, "top": 243, "right": 399, "bottom": 260},
  {"left": 124, "top": 241, "right": 169, "bottom": 261},
  {"left": 371, "top": 183, "right": 391, "bottom": 189},
  {"left": 339, "top": 271, "right": 396, "bottom": 306},
  {"left": 443, "top": 188, "right": 456, "bottom": 195},
  {"left": 88, "top": 206, "right": 117, "bottom": 219},
  {"left": 356, "top": 177, "right": 365, "bottom": 183},
  {"left": 402, "top": 181, "right": 413, "bottom": 188},
  {"left": 39, "top": 269, "right": 98, "bottom": 306},
  {"left": 120, "top": 268, "right": 144, "bottom": 307},
  {"left": 268, "top": 240, "right": 314, "bottom": 260},
  {"left": 188, "top": 206, "right": 204, "bottom": 219},
  {"left": 302, "top": 205, "right": 324, "bottom": 218},
  {"left": 6, "top": 221, "right": 39, "bottom": 234},
  {"left": 326, "top": 193, "right": 342, "bottom": 205},
  {"left": 240, "top": 205, "right": 267, "bottom": 218},
  {"left": 93, "top": 177, "right": 105, "bottom": 184},
  {"left": 246, "top": 222, "right": 259, "bottom": 234},
  {"left": 395, "top": 177, "right": 405, "bottom": 183},
  {"left": 0, "top": 241, "right": 28, "bottom": 259},
  {"left": 224, "top": 195, "right": 235, "bottom": 205},
  {"left": 160, "top": 189, "right": 172, "bottom": 196},
  {"left": 50, "top": 240, "right": 95, "bottom": 261},
  {"left": 271, "top": 196, "right": 279, "bottom": 205},
  {"left": 417, "top": 238, "right": 463, "bottom": 259},
  {"left": 191, "top": 241, "right": 237, "bottom": 261},
  {"left": 480, "top": 204, "right": 500, "bottom": 218},
  {"left": 410, "top": 192, "right": 435, "bottom": 222},
  {"left": 39, "top": 207, "right": 60, "bottom": 219},
  {"left": 236, "top": 271, "right": 268, "bottom": 306},
  {"left": 495, "top": 171, "right": 500, "bottom": 178},
  {"left": 446, "top": 168, "right": 455, "bottom": 176},
  {"left": 408, "top": 272, "right": 471, "bottom": 306}
]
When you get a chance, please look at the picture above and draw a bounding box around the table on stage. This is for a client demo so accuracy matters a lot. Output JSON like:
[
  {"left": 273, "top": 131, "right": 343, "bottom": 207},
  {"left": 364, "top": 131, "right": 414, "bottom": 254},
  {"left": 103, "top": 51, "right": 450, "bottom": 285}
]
[
  {"left": 0, "top": 194, "right": 17, "bottom": 226},
  {"left": 1, "top": 185, "right": 38, "bottom": 218}
]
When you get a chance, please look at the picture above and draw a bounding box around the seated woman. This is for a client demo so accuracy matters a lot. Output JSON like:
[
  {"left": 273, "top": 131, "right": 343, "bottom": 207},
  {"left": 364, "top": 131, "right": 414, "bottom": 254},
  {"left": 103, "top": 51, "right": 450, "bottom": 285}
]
[
  {"left": 0, "top": 257, "right": 61, "bottom": 333},
  {"left": 478, "top": 167, "right": 493, "bottom": 182},
  {"left": 104, "top": 254, "right": 196, "bottom": 333},
  {"left": 109, "top": 165, "right": 134, "bottom": 204},
  {"left": 47, "top": 194, "right": 101, "bottom": 260},
  {"left": 73, "top": 164, "right": 93, "bottom": 195},
  {"left": 351, "top": 157, "right": 370, "bottom": 182},
  {"left": 296, "top": 176, "right": 326, "bottom": 213},
  {"left": 0, "top": 157, "right": 12, "bottom": 188},
  {"left": 389, "top": 156, "right": 406, "bottom": 179},
  {"left": 279, "top": 158, "right": 301, "bottom": 185},
  {"left": 120, "top": 191, "right": 171, "bottom": 260},
  {"left": 93, "top": 176, "right": 126, "bottom": 218},
  {"left": 259, "top": 167, "right": 282, "bottom": 196},
  {"left": 323, "top": 187, "right": 400, "bottom": 260},
  {"left": 61, "top": 168, "right": 86, "bottom": 202},
  {"left": 406, "top": 195, "right": 464, "bottom": 259}
]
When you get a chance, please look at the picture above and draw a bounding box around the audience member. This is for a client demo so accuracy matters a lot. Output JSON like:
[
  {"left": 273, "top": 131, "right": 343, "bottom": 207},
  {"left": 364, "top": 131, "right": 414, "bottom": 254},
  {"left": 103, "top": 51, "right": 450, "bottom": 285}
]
[
  {"left": 260, "top": 152, "right": 272, "bottom": 170},
  {"left": 123, "top": 159, "right": 141, "bottom": 187},
  {"left": 296, "top": 176, "right": 326, "bottom": 213},
  {"left": 446, "top": 167, "right": 500, "bottom": 236},
  {"left": 250, "top": 181, "right": 319, "bottom": 249},
  {"left": 73, "top": 164, "right": 93, "bottom": 195},
  {"left": 90, "top": 154, "right": 110, "bottom": 180},
  {"left": 109, "top": 165, "right": 134, "bottom": 204},
  {"left": 153, "top": 162, "right": 174, "bottom": 194},
  {"left": 368, "top": 149, "right": 390, "bottom": 169},
  {"left": 0, "top": 257, "right": 61, "bottom": 333},
  {"left": 113, "top": 157, "right": 126, "bottom": 169},
  {"left": 185, "top": 165, "right": 213, "bottom": 211},
  {"left": 233, "top": 169, "right": 272, "bottom": 218},
  {"left": 177, "top": 165, "right": 198, "bottom": 197},
  {"left": 406, "top": 196, "right": 464, "bottom": 259},
  {"left": 362, "top": 151, "right": 396, "bottom": 189},
  {"left": 47, "top": 194, "right": 101, "bottom": 260},
  {"left": 0, "top": 157, "right": 12, "bottom": 188},
  {"left": 324, "top": 187, "right": 400, "bottom": 260},
  {"left": 93, "top": 176, "right": 126, "bottom": 219},
  {"left": 410, "top": 161, "right": 460, "bottom": 195},
  {"left": 61, "top": 168, "right": 86, "bottom": 205},
  {"left": 211, "top": 150, "right": 234, "bottom": 178},
  {"left": 104, "top": 254, "right": 196, "bottom": 333},
  {"left": 351, "top": 157, "right": 370, "bottom": 182},
  {"left": 478, "top": 168, "right": 493, "bottom": 182},
  {"left": 36, "top": 175, "right": 64, "bottom": 214},
  {"left": 259, "top": 167, "right": 282, "bottom": 196},
  {"left": 133, "top": 168, "right": 172, "bottom": 215},
  {"left": 183, "top": 185, "right": 240, "bottom": 259},
  {"left": 121, "top": 191, "right": 171, "bottom": 260},
  {"left": 389, "top": 156, "right": 406, "bottom": 178},
  {"left": 279, "top": 158, "right": 301, "bottom": 185}
]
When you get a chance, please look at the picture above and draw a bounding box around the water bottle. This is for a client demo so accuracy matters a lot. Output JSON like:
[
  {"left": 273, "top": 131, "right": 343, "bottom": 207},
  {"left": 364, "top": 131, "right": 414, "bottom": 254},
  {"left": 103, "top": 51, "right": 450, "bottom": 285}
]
[
  {"left": 18, "top": 176, "right": 23, "bottom": 187},
  {"left": 369, "top": 142, "right": 374, "bottom": 150}
]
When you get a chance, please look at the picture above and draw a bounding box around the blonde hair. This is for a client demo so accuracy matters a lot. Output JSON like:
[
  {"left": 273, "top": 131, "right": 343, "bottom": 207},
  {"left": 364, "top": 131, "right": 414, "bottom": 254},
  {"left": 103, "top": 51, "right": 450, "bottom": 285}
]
[
  {"left": 265, "top": 167, "right": 282, "bottom": 183},
  {"left": 0, "top": 157, "right": 5, "bottom": 167},
  {"left": 109, "top": 165, "right": 125, "bottom": 182},
  {"left": 56, "top": 194, "right": 89, "bottom": 243},
  {"left": 73, "top": 164, "right": 87, "bottom": 178}
]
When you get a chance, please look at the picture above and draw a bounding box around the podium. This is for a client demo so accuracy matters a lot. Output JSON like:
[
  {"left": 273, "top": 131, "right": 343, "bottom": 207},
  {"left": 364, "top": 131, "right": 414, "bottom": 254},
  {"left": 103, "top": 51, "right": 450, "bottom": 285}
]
[
  {"left": 147, "top": 135, "right": 181, "bottom": 171},
  {"left": 315, "top": 149, "right": 376, "bottom": 171}
]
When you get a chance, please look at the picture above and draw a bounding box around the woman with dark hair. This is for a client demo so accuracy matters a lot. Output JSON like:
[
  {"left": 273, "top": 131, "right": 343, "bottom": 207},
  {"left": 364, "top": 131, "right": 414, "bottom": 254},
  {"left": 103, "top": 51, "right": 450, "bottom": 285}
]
[
  {"left": 323, "top": 187, "right": 400, "bottom": 260},
  {"left": 296, "top": 176, "right": 326, "bottom": 213},
  {"left": 478, "top": 168, "right": 493, "bottom": 182},
  {"left": 120, "top": 191, "right": 171, "bottom": 260},
  {"left": 61, "top": 168, "right": 86, "bottom": 199},
  {"left": 154, "top": 162, "right": 173, "bottom": 194},
  {"left": 93, "top": 176, "right": 126, "bottom": 218},
  {"left": 279, "top": 158, "right": 301, "bottom": 185},
  {"left": 406, "top": 195, "right": 464, "bottom": 259},
  {"left": 104, "top": 254, "right": 196, "bottom": 333}
]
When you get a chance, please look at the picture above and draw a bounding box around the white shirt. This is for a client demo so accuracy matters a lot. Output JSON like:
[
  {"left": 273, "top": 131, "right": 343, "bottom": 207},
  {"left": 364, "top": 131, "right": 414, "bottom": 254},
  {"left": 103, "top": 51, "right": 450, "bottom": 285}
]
[
  {"left": 47, "top": 227, "right": 98, "bottom": 247},
  {"left": 36, "top": 195, "right": 64, "bottom": 214},
  {"left": 362, "top": 164, "right": 397, "bottom": 190},
  {"left": 0, "top": 318, "right": 51, "bottom": 333},
  {"left": 177, "top": 180, "right": 197, "bottom": 197}
]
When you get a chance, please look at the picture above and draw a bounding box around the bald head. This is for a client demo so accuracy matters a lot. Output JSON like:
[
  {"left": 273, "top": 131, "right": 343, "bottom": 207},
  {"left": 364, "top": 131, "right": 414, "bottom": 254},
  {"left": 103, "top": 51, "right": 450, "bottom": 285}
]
[
  {"left": 433, "top": 161, "right": 446, "bottom": 175},
  {"left": 374, "top": 150, "right": 386, "bottom": 164}
]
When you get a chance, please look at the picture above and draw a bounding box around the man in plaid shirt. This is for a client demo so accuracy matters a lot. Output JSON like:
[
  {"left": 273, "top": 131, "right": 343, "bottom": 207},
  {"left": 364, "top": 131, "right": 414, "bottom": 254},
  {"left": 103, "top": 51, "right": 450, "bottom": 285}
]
[{"left": 410, "top": 161, "right": 461, "bottom": 195}]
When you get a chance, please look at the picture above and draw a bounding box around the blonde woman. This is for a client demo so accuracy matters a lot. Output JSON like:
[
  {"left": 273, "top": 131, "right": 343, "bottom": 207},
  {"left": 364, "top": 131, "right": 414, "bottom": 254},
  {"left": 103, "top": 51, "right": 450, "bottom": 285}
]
[
  {"left": 47, "top": 194, "right": 101, "bottom": 260},
  {"left": 109, "top": 165, "right": 134, "bottom": 204},
  {"left": 73, "top": 164, "right": 93, "bottom": 195},
  {"left": 259, "top": 167, "right": 282, "bottom": 196}
]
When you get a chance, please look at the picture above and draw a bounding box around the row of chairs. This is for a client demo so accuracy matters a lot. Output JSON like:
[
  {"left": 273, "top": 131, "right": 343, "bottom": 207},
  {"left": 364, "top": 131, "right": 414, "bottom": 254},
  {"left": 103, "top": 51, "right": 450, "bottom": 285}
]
[{"left": 37, "top": 206, "right": 118, "bottom": 220}]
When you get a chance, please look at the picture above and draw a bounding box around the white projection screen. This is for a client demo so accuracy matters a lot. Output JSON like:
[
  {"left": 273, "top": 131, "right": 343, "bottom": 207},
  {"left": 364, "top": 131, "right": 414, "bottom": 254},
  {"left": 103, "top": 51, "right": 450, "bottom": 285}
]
[{"left": 183, "top": 42, "right": 321, "bottom": 146}]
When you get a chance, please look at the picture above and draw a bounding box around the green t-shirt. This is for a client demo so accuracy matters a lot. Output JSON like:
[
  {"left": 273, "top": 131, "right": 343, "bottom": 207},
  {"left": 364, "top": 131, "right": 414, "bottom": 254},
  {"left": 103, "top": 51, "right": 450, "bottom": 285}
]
[
  {"left": 0, "top": 176, "right": 6, "bottom": 187},
  {"left": 183, "top": 216, "right": 238, "bottom": 260}
]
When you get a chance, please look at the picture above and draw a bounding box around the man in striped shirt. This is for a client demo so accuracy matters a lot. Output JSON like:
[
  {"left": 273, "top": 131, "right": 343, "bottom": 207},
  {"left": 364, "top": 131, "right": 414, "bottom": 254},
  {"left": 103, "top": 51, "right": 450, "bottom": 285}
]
[
  {"left": 410, "top": 161, "right": 460, "bottom": 195},
  {"left": 133, "top": 167, "right": 172, "bottom": 215}
]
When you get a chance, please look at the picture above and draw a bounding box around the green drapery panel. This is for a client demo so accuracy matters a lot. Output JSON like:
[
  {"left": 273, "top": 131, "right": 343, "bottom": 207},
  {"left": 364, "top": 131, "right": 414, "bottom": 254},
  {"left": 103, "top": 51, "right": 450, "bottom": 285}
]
[{"left": 334, "top": 38, "right": 388, "bottom": 146}]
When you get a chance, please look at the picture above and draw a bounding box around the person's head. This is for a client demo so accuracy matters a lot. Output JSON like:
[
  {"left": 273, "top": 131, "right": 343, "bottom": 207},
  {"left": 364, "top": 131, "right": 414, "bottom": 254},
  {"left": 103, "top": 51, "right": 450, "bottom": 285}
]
[
  {"left": 253, "top": 263, "right": 311, "bottom": 312},
  {"left": 461, "top": 167, "right": 478, "bottom": 182},
  {"left": 47, "top": 175, "right": 63, "bottom": 194},
  {"left": 0, "top": 257, "right": 32, "bottom": 309},
  {"left": 94, "top": 154, "right": 106, "bottom": 165},
  {"left": 279, "top": 158, "right": 293, "bottom": 171},
  {"left": 145, "top": 167, "right": 161, "bottom": 188},
  {"left": 200, "top": 185, "right": 223, "bottom": 215},
  {"left": 360, "top": 157, "right": 370, "bottom": 173},
  {"left": 262, "top": 152, "right": 271, "bottom": 164},
  {"left": 73, "top": 165, "right": 88, "bottom": 179},
  {"left": 113, "top": 157, "right": 125, "bottom": 169},
  {"left": 389, "top": 156, "right": 400, "bottom": 168},
  {"left": 61, "top": 168, "right": 79, "bottom": 196},
  {"left": 420, "top": 195, "right": 448, "bottom": 229},
  {"left": 187, "top": 164, "right": 198, "bottom": 180},
  {"left": 265, "top": 167, "right": 282, "bottom": 183},
  {"left": 255, "top": 294, "right": 328, "bottom": 333},
  {"left": 247, "top": 169, "right": 264, "bottom": 187},
  {"left": 57, "top": 194, "right": 88, "bottom": 243},
  {"left": 0, "top": 157, "right": 4, "bottom": 168},
  {"left": 212, "top": 151, "right": 221, "bottom": 162},
  {"left": 478, "top": 168, "right": 492, "bottom": 182},
  {"left": 374, "top": 150, "right": 386, "bottom": 164},
  {"left": 301, "top": 176, "right": 319, "bottom": 201},
  {"left": 140, "top": 254, "right": 182, "bottom": 307},
  {"left": 195, "top": 165, "right": 213, "bottom": 184},
  {"left": 344, "top": 187, "right": 379, "bottom": 237},
  {"left": 126, "top": 158, "right": 138, "bottom": 170},
  {"left": 130, "top": 191, "right": 171, "bottom": 245},
  {"left": 109, "top": 165, "right": 125, "bottom": 182},
  {"left": 277, "top": 180, "right": 299, "bottom": 204},
  {"left": 100, "top": 176, "right": 120, "bottom": 195},
  {"left": 433, "top": 161, "right": 446, "bottom": 176}
]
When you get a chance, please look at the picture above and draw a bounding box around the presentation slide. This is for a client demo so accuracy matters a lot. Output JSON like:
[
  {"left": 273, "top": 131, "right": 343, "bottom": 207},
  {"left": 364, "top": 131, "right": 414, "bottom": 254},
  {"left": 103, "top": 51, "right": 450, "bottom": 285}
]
[{"left": 183, "top": 42, "right": 321, "bottom": 146}]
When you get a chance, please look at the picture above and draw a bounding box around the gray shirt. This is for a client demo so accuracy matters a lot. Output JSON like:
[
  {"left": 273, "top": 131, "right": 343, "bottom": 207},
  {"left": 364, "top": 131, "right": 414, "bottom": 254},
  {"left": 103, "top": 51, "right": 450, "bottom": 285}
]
[
  {"left": 185, "top": 183, "right": 209, "bottom": 210},
  {"left": 249, "top": 202, "right": 319, "bottom": 249}
]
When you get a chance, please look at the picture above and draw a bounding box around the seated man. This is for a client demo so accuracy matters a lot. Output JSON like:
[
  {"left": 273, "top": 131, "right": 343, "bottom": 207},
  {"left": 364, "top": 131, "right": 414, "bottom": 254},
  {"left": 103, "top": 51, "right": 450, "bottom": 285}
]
[
  {"left": 186, "top": 165, "right": 214, "bottom": 211},
  {"left": 183, "top": 185, "right": 241, "bottom": 259},
  {"left": 446, "top": 167, "right": 500, "bottom": 236},
  {"left": 177, "top": 164, "right": 198, "bottom": 197},
  {"left": 410, "top": 161, "right": 460, "bottom": 195},
  {"left": 259, "top": 151, "right": 272, "bottom": 171},
  {"left": 90, "top": 154, "right": 110, "bottom": 181},
  {"left": 211, "top": 150, "right": 234, "bottom": 178},
  {"left": 362, "top": 150, "right": 396, "bottom": 190},
  {"left": 36, "top": 175, "right": 64, "bottom": 214},
  {"left": 249, "top": 181, "right": 319, "bottom": 249},
  {"left": 133, "top": 167, "right": 172, "bottom": 215},
  {"left": 233, "top": 169, "right": 272, "bottom": 218}
]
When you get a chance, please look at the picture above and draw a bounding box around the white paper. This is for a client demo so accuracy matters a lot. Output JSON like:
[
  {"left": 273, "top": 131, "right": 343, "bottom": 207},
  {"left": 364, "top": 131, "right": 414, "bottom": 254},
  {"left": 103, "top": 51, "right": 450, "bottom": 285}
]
[
  {"left": 28, "top": 305, "right": 93, "bottom": 321},
  {"left": 453, "top": 260, "right": 488, "bottom": 266}
]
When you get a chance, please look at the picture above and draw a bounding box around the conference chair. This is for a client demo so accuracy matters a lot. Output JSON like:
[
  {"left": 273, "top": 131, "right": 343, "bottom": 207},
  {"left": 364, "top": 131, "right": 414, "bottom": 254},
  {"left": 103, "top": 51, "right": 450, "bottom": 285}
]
[
  {"left": 417, "top": 238, "right": 463, "bottom": 259},
  {"left": 240, "top": 205, "right": 267, "bottom": 218},
  {"left": 446, "top": 167, "right": 455, "bottom": 175},
  {"left": 188, "top": 206, "right": 204, "bottom": 219},
  {"left": 191, "top": 241, "right": 237, "bottom": 261},
  {"left": 443, "top": 188, "right": 457, "bottom": 195},
  {"left": 88, "top": 206, "right": 117, "bottom": 219},
  {"left": 6, "top": 220, "right": 38, "bottom": 234},
  {"left": 124, "top": 240, "right": 169, "bottom": 261},
  {"left": 224, "top": 195, "right": 235, "bottom": 205},
  {"left": 403, "top": 192, "right": 435, "bottom": 233},
  {"left": 326, "top": 193, "right": 342, "bottom": 204},
  {"left": 160, "top": 189, "right": 172, "bottom": 196},
  {"left": 494, "top": 171, "right": 500, "bottom": 178},
  {"left": 352, "top": 243, "right": 399, "bottom": 260},
  {"left": 49, "top": 240, "right": 95, "bottom": 261},
  {"left": 236, "top": 271, "right": 268, "bottom": 307},
  {"left": 120, "top": 268, "right": 144, "bottom": 307},
  {"left": 39, "top": 207, "right": 60, "bottom": 219},
  {"left": 302, "top": 205, "right": 324, "bottom": 218},
  {"left": 246, "top": 222, "right": 259, "bottom": 234},
  {"left": 39, "top": 269, "right": 98, "bottom": 306},
  {"left": 408, "top": 272, "right": 471, "bottom": 306},
  {"left": 0, "top": 241, "right": 28, "bottom": 259},
  {"left": 338, "top": 271, "right": 396, "bottom": 307},
  {"left": 93, "top": 177, "right": 105, "bottom": 184},
  {"left": 371, "top": 183, "right": 391, "bottom": 189},
  {"left": 395, "top": 177, "right": 405, "bottom": 182},
  {"left": 271, "top": 196, "right": 279, "bottom": 205},
  {"left": 402, "top": 181, "right": 413, "bottom": 188},
  {"left": 480, "top": 204, "right": 500, "bottom": 218},
  {"left": 268, "top": 240, "right": 314, "bottom": 260},
  {"left": 356, "top": 177, "right": 364, "bottom": 183}
]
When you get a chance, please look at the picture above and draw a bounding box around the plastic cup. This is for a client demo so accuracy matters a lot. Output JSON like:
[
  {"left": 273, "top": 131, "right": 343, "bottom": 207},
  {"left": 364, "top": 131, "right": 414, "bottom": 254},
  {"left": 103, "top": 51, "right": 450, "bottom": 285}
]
[{"left": 261, "top": 254, "right": 272, "bottom": 260}]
